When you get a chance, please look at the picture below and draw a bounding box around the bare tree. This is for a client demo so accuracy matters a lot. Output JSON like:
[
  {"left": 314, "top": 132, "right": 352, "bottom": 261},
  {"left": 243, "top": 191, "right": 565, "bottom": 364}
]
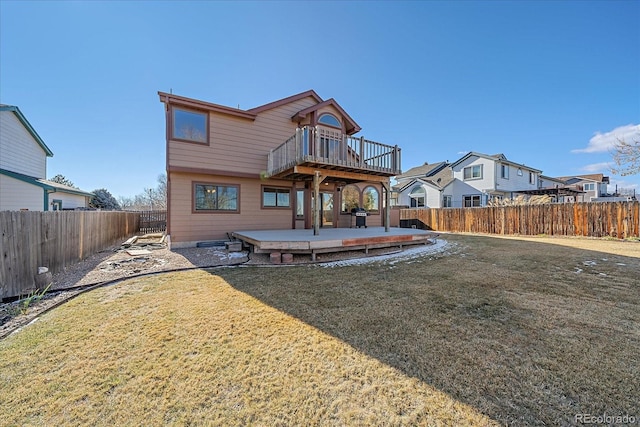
[
  {"left": 610, "top": 138, "right": 640, "bottom": 176},
  {"left": 118, "top": 174, "right": 167, "bottom": 211}
]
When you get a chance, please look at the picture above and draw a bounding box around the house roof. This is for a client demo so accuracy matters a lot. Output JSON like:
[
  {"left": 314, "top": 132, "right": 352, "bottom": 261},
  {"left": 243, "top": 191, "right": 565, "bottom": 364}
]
[
  {"left": 0, "top": 105, "right": 54, "bottom": 157},
  {"left": 398, "top": 166, "right": 455, "bottom": 192},
  {"left": 554, "top": 173, "right": 609, "bottom": 184},
  {"left": 0, "top": 168, "right": 93, "bottom": 197},
  {"left": 395, "top": 161, "right": 449, "bottom": 181},
  {"left": 157, "top": 92, "right": 257, "bottom": 120},
  {"left": 450, "top": 152, "right": 543, "bottom": 173},
  {"left": 158, "top": 90, "right": 363, "bottom": 135},
  {"left": 247, "top": 90, "right": 323, "bottom": 114}
]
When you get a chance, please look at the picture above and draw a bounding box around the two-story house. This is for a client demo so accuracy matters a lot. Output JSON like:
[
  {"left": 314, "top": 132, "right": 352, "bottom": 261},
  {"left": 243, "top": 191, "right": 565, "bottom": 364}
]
[
  {"left": 395, "top": 152, "right": 542, "bottom": 208},
  {"left": 158, "top": 90, "right": 401, "bottom": 248},
  {"left": 0, "top": 105, "right": 92, "bottom": 211},
  {"left": 554, "top": 174, "right": 610, "bottom": 202},
  {"left": 393, "top": 161, "right": 454, "bottom": 208},
  {"left": 450, "top": 152, "right": 542, "bottom": 206}
]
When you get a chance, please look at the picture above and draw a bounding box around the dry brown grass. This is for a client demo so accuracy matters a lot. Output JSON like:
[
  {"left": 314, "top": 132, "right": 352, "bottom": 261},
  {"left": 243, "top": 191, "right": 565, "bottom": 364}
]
[{"left": 0, "top": 234, "right": 638, "bottom": 426}]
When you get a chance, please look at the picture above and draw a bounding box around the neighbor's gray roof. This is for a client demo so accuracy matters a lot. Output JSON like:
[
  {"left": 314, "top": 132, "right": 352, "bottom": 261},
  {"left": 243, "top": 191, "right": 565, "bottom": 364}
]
[{"left": 395, "top": 161, "right": 449, "bottom": 180}]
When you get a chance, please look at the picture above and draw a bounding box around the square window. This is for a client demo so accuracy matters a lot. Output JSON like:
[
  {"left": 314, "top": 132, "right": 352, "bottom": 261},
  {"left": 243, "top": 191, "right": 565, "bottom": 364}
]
[
  {"left": 263, "top": 187, "right": 291, "bottom": 208},
  {"left": 173, "top": 108, "right": 208, "bottom": 143},
  {"left": 463, "top": 165, "right": 482, "bottom": 180},
  {"left": 463, "top": 195, "right": 481, "bottom": 207}
]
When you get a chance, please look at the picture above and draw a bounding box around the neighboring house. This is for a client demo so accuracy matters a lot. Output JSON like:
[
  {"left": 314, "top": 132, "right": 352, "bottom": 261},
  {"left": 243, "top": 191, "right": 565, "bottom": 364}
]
[
  {"left": 158, "top": 90, "right": 401, "bottom": 247},
  {"left": 393, "top": 161, "right": 454, "bottom": 208},
  {"left": 395, "top": 152, "right": 543, "bottom": 208},
  {"left": 554, "top": 174, "right": 610, "bottom": 202},
  {"left": 0, "top": 105, "right": 92, "bottom": 211}
]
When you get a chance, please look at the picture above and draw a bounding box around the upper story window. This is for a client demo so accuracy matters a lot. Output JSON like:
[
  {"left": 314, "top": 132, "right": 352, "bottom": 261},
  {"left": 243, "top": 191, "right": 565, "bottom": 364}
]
[
  {"left": 583, "top": 183, "right": 595, "bottom": 191},
  {"left": 501, "top": 164, "right": 509, "bottom": 179},
  {"left": 529, "top": 172, "right": 536, "bottom": 185},
  {"left": 318, "top": 113, "right": 341, "bottom": 128},
  {"left": 463, "top": 165, "right": 482, "bottom": 180},
  {"left": 173, "top": 108, "right": 208, "bottom": 143}
]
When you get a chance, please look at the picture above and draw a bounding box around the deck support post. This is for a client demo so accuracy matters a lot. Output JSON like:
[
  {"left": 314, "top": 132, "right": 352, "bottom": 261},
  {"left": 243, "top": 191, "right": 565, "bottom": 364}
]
[{"left": 382, "top": 180, "right": 391, "bottom": 232}]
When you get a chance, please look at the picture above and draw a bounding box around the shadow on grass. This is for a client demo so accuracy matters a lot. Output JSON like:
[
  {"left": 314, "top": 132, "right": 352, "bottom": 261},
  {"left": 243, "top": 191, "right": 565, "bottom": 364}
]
[{"left": 213, "top": 234, "right": 640, "bottom": 426}]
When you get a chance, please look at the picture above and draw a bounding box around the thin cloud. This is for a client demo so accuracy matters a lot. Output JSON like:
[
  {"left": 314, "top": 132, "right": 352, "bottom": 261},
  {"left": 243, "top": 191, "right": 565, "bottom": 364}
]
[
  {"left": 572, "top": 124, "right": 640, "bottom": 153},
  {"left": 580, "top": 162, "right": 612, "bottom": 173}
]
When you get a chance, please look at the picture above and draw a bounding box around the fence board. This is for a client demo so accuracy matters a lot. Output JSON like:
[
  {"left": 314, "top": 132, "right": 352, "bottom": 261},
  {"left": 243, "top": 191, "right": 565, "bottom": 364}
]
[
  {"left": 0, "top": 211, "right": 140, "bottom": 300},
  {"left": 400, "top": 202, "right": 640, "bottom": 239}
]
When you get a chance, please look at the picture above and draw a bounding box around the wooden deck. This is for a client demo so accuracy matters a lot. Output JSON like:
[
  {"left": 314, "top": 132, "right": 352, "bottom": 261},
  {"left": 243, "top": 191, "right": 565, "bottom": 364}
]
[{"left": 232, "top": 227, "right": 437, "bottom": 261}]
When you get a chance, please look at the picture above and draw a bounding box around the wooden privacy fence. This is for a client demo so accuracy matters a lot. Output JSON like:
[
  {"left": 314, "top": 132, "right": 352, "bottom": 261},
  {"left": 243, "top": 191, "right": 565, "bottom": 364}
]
[
  {"left": 139, "top": 210, "right": 167, "bottom": 233},
  {"left": 0, "top": 211, "right": 140, "bottom": 300},
  {"left": 400, "top": 202, "right": 640, "bottom": 239}
]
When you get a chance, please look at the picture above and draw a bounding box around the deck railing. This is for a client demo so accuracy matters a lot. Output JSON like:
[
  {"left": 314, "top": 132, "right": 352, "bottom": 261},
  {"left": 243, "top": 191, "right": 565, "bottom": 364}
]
[{"left": 267, "top": 126, "right": 401, "bottom": 177}]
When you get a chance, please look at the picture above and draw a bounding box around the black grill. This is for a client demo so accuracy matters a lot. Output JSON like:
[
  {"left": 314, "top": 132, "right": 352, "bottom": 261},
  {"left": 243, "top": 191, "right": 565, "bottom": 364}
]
[{"left": 351, "top": 208, "right": 368, "bottom": 228}]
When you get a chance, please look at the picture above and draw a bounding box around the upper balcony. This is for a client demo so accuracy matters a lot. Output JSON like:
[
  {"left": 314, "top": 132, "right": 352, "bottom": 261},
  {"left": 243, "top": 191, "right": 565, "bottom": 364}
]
[{"left": 266, "top": 126, "right": 401, "bottom": 182}]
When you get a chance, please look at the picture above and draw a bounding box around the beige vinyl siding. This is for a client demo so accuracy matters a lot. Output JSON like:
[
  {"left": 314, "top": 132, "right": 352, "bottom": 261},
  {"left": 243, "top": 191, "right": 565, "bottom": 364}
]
[
  {"left": 0, "top": 111, "right": 48, "bottom": 178},
  {"left": 0, "top": 174, "right": 43, "bottom": 211},
  {"left": 169, "top": 98, "right": 317, "bottom": 174},
  {"left": 169, "top": 172, "right": 294, "bottom": 245}
]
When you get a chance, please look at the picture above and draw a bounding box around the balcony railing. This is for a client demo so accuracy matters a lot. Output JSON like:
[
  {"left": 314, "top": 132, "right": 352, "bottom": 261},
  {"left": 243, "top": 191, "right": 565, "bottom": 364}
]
[{"left": 267, "top": 126, "right": 401, "bottom": 177}]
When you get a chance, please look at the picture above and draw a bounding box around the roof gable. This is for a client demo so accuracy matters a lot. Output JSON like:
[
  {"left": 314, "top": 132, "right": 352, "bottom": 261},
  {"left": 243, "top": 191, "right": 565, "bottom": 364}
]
[
  {"left": 0, "top": 105, "right": 54, "bottom": 157},
  {"left": 292, "top": 98, "right": 361, "bottom": 135}
]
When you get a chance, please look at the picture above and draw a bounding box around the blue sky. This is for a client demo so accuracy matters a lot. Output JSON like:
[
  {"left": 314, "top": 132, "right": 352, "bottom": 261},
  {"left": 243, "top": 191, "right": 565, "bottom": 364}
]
[{"left": 1, "top": 0, "right": 638, "bottom": 198}]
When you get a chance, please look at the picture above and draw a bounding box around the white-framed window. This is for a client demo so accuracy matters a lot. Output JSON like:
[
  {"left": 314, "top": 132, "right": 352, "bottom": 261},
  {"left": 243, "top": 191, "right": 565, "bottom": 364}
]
[
  {"left": 463, "top": 195, "right": 481, "bottom": 207},
  {"left": 583, "top": 183, "right": 595, "bottom": 191},
  {"left": 501, "top": 164, "right": 509, "bottom": 179},
  {"left": 262, "top": 187, "right": 291, "bottom": 208},
  {"left": 463, "top": 165, "right": 482, "bottom": 180},
  {"left": 409, "top": 185, "right": 425, "bottom": 208},
  {"left": 529, "top": 172, "right": 536, "bottom": 185},
  {"left": 517, "top": 168, "right": 523, "bottom": 176},
  {"left": 172, "top": 107, "right": 208, "bottom": 143},
  {"left": 194, "top": 183, "right": 238, "bottom": 212},
  {"left": 443, "top": 195, "right": 452, "bottom": 208}
]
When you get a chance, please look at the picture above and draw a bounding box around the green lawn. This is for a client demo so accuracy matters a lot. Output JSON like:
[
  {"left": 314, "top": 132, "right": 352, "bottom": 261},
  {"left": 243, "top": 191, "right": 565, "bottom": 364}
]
[{"left": 1, "top": 234, "right": 638, "bottom": 426}]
